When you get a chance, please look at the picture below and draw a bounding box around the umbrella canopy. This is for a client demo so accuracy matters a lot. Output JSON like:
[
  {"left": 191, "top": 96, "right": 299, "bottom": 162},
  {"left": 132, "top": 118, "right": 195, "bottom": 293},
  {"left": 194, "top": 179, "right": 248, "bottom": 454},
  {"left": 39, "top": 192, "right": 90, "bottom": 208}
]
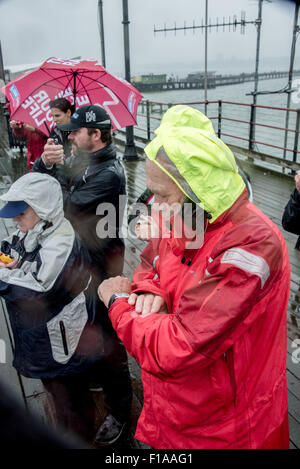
[{"left": 1, "top": 57, "right": 143, "bottom": 135}]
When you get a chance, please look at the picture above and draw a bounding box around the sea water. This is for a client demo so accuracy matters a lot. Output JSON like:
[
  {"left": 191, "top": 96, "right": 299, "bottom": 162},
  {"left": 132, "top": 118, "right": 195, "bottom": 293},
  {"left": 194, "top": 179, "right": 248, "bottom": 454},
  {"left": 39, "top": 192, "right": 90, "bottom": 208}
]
[{"left": 138, "top": 77, "right": 299, "bottom": 160}]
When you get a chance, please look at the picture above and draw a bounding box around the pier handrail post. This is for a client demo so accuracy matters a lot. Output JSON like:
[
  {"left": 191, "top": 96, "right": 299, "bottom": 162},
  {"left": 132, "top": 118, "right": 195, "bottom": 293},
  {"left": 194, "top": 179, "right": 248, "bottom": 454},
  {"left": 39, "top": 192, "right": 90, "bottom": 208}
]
[
  {"left": 122, "top": 0, "right": 139, "bottom": 161},
  {"left": 283, "top": 2, "right": 299, "bottom": 160},
  {"left": 249, "top": 103, "right": 255, "bottom": 152},
  {"left": 218, "top": 100, "right": 222, "bottom": 138},
  {"left": 0, "top": 40, "right": 10, "bottom": 155},
  {"left": 146, "top": 100, "right": 151, "bottom": 141},
  {"left": 293, "top": 108, "right": 300, "bottom": 164}
]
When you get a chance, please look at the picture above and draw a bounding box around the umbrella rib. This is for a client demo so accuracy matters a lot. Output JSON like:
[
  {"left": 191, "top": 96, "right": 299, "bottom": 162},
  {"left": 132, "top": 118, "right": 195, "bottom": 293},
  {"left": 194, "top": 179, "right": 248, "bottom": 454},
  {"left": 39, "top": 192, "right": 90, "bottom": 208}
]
[
  {"left": 68, "top": 71, "right": 108, "bottom": 92},
  {"left": 81, "top": 74, "right": 140, "bottom": 121},
  {"left": 40, "top": 69, "right": 74, "bottom": 93},
  {"left": 74, "top": 73, "right": 94, "bottom": 106},
  {"left": 19, "top": 69, "right": 73, "bottom": 101}
]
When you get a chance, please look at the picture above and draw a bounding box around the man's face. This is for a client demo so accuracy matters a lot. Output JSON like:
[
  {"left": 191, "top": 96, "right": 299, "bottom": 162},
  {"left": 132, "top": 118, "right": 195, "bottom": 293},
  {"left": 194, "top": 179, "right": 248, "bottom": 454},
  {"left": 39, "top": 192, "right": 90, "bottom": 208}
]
[
  {"left": 68, "top": 127, "right": 97, "bottom": 153},
  {"left": 146, "top": 158, "right": 185, "bottom": 206},
  {"left": 13, "top": 206, "right": 41, "bottom": 233}
]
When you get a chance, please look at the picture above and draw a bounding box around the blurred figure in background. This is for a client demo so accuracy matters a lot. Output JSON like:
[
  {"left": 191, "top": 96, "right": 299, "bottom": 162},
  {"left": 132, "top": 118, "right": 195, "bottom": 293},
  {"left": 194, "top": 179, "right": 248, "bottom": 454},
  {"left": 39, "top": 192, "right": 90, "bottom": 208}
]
[{"left": 10, "top": 120, "right": 47, "bottom": 171}]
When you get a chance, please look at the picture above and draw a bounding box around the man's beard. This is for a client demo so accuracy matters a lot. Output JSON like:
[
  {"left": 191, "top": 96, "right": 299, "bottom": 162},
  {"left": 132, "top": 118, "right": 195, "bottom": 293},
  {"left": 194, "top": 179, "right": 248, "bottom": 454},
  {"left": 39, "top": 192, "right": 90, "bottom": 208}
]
[{"left": 72, "top": 140, "right": 94, "bottom": 153}]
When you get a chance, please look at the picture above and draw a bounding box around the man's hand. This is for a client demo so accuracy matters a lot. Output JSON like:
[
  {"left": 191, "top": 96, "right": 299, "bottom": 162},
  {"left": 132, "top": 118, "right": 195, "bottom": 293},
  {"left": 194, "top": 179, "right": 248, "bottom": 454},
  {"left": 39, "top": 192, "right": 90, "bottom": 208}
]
[
  {"left": 98, "top": 276, "right": 131, "bottom": 307},
  {"left": 295, "top": 170, "right": 300, "bottom": 194},
  {"left": 42, "top": 138, "right": 65, "bottom": 168},
  {"left": 128, "top": 293, "right": 167, "bottom": 317},
  {"left": 23, "top": 123, "right": 35, "bottom": 132},
  {"left": 9, "top": 120, "right": 19, "bottom": 130}
]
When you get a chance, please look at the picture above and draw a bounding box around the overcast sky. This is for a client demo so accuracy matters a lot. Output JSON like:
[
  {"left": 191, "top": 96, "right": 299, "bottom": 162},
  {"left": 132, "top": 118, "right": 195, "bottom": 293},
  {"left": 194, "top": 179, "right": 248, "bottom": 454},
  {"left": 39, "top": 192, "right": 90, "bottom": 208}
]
[{"left": 0, "top": 0, "right": 299, "bottom": 77}]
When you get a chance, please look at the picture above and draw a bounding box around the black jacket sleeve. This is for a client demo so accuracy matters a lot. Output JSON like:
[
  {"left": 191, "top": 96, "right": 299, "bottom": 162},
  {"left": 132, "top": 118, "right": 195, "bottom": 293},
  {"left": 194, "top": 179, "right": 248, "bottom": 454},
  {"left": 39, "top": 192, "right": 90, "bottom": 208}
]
[{"left": 282, "top": 188, "right": 300, "bottom": 235}]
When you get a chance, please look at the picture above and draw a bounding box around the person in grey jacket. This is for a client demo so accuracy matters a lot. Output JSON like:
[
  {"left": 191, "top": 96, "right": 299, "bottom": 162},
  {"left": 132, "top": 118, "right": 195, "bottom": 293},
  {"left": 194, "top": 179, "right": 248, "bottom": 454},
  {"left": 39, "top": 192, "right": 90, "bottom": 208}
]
[{"left": 0, "top": 172, "right": 114, "bottom": 444}]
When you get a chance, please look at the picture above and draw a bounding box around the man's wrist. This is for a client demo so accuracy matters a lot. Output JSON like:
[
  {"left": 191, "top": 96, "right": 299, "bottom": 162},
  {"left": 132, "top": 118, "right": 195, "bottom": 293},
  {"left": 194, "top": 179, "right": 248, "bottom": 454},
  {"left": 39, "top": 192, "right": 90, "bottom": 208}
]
[
  {"left": 41, "top": 153, "right": 53, "bottom": 169},
  {"left": 108, "top": 292, "right": 130, "bottom": 309}
]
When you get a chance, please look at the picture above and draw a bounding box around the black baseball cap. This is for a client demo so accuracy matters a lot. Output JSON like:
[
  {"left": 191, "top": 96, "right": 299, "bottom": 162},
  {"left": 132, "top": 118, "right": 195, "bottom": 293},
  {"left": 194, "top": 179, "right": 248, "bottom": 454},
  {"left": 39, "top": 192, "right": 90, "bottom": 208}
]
[{"left": 57, "top": 105, "right": 111, "bottom": 131}]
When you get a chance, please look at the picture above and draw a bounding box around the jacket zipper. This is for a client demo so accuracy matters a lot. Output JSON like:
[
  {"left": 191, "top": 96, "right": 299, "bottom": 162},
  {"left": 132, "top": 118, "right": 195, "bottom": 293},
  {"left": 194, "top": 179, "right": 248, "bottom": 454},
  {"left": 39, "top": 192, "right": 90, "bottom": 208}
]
[{"left": 59, "top": 320, "right": 69, "bottom": 356}]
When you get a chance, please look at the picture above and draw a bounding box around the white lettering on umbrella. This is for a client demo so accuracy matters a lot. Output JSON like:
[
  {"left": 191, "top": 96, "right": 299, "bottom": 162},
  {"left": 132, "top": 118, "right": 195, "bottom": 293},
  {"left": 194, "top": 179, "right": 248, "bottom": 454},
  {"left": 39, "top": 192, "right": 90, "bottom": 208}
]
[
  {"left": 76, "top": 95, "right": 90, "bottom": 107},
  {"left": 96, "top": 83, "right": 121, "bottom": 129},
  {"left": 21, "top": 90, "right": 54, "bottom": 128},
  {"left": 46, "top": 57, "right": 81, "bottom": 66},
  {"left": 55, "top": 87, "right": 75, "bottom": 104},
  {"left": 54, "top": 87, "right": 90, "bottom": 107},
  {"left": 22, "top": 96, "right": 35, "bottom": 109}
]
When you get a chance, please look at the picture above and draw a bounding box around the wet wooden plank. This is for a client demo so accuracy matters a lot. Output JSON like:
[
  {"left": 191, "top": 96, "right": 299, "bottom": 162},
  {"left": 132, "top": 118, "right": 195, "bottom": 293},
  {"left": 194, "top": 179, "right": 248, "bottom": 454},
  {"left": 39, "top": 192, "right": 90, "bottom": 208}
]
[
  {"left": 288, "top": 390, "right": 300, "bottom": 425},
  {"left": 288, "top": 414, "right": 300, "bottom": 449}
]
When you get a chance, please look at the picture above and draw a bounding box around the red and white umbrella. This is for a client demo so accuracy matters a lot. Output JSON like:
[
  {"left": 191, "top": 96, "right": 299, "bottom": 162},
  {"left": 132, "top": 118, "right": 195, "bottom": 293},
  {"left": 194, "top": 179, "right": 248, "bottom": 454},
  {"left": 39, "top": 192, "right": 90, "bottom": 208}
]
[{"left": 1, "top": 57, "right": 143, "bottom": 135}]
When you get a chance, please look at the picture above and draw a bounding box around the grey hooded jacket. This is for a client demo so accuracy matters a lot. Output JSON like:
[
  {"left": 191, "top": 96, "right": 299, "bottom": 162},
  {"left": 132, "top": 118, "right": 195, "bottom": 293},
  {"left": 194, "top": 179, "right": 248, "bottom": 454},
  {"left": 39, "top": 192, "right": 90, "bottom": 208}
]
[{"left": 0, "top": 173, "right": 103, "bottom": 379}]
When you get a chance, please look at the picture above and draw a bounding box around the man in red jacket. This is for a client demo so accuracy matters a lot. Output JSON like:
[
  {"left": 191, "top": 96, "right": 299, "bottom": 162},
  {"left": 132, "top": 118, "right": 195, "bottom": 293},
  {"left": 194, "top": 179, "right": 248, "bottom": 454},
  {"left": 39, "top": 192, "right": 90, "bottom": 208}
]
[{"left": 98, "top": 105, "right": 290, "bottom": 449}]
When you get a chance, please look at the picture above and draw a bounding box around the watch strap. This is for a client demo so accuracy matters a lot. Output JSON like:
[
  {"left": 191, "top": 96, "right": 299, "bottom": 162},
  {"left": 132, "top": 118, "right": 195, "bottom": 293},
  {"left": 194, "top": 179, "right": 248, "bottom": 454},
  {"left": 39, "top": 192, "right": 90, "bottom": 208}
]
[{"left": 108, "top": 292, "right": 130, "bottom": 309}]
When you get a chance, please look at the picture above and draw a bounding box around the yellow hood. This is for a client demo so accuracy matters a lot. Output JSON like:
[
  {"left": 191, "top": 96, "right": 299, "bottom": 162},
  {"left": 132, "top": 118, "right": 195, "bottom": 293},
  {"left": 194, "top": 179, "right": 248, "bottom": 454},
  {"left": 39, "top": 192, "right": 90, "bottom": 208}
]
[{"left": 144, "top": 105, "right": 245, "bottom": 222}]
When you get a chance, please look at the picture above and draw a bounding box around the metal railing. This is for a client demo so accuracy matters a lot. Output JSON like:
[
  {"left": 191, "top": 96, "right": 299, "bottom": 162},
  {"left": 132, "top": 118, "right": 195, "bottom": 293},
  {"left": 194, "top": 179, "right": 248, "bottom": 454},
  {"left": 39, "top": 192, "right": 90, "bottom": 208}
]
[{"left": 133, "top": 99, "right": 300, "bottom": 170}]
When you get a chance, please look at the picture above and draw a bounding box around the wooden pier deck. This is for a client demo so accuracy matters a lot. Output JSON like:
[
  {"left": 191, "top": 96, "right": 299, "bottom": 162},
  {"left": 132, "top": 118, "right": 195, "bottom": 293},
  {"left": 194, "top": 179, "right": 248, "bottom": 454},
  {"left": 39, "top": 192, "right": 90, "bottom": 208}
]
[{"left": 0, "top": 153, "right": 300, "bottom": 449}]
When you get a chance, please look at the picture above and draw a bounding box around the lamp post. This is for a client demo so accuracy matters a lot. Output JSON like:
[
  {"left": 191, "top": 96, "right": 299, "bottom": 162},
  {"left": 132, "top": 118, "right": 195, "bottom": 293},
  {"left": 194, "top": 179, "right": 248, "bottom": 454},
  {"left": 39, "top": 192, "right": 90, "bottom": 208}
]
[
  {"left": 0, "top": 40, "right": 10, "bottom": 152},
  {"left": 204, "top": 0, "right": 208, "bottom": 114},
  {"left": 122, "top": 0, "right": 138, "bottom": 161},
  {"left": 98, "top": 0, "right": 106, "bottom": 68}
]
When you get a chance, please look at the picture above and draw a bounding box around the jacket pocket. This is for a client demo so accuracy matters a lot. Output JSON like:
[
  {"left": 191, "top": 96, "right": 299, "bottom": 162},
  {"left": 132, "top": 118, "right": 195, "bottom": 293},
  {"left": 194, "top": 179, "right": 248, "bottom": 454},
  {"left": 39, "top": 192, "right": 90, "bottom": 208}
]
[
  {"left": 224, "top": 347, "right": 237, "bottom": 406},
  {"left": 47, "top": 291, "right": 88, "bottom": 364},
  {"left": 210, "top": 348, "right": 236, "bottom": 410}
]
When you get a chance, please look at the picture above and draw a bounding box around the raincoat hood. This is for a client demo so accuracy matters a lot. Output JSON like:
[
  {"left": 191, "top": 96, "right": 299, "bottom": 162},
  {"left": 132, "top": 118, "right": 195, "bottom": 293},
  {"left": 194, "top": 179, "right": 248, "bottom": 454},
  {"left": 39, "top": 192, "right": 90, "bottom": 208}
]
[
  {"left": 144, "top": 105, "right": 245, "bottom": 222},
  {"left": 0, "top": 172, "right": 64, "bottom": 224}
]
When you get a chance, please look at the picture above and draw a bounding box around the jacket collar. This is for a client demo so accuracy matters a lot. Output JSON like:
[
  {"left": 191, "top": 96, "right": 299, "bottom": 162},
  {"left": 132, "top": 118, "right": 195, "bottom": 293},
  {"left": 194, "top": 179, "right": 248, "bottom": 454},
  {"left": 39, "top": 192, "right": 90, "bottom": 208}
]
[
  {"left": 88, "top": 143, "right": 117, "bottom": 166},
  {"left": 206, "top": 188, "right": 249, "bottom": 231},
  {"left": 169, "top": 189, "right": 249, "bottom": 258}
]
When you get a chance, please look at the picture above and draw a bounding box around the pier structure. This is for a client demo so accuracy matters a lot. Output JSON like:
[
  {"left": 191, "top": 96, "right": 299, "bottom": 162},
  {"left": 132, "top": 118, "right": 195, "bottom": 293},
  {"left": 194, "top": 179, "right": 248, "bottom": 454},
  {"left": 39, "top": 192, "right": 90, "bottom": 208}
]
[{"left": 133, "top": 70, "right": 300, "bottom": 92}]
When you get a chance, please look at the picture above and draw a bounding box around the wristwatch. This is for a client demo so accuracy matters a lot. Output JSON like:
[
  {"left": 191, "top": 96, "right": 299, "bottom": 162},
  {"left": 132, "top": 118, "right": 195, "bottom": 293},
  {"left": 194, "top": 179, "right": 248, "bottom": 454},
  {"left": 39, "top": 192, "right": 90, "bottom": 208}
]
[{"left": 108, "top": 292, "right": 130, "bottom": 309}]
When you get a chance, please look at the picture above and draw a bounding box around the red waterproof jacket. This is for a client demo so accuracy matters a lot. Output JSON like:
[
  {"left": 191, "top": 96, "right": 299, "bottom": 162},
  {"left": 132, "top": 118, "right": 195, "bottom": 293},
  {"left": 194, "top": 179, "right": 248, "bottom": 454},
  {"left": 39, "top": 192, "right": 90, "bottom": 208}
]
[
  {"left": 13, "top": 126, "right": 46, "bottom": 170},
  {"left": 109, "top": 191, "right": 290, "bottom": 449}
]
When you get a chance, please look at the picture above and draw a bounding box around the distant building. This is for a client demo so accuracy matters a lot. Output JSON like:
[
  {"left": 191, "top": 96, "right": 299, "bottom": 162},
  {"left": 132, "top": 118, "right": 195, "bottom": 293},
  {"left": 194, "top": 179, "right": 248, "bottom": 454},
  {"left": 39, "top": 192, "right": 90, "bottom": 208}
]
[
  {"left": 184, "top": 71, "right": 216, "bottom": 81},
  {"left": 132, "top": 73, "right": 167, "bottom": 84}
]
